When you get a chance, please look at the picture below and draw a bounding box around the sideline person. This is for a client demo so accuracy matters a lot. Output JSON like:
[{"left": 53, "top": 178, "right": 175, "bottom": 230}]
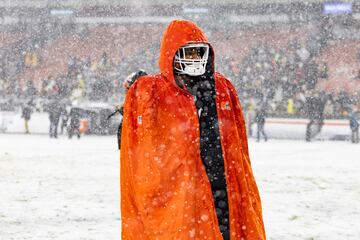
[
  {"left": 21, "top": 99, "right": 33, "bottom": 134},
  {"left": 108, "top": 70, "right": 147, "bottom": 149},
  {"left": 255, "top": 105, "right": 268, "bottom": 142},
  {"left": 349, "top": 110, "right": 359, "bottom": 143}
]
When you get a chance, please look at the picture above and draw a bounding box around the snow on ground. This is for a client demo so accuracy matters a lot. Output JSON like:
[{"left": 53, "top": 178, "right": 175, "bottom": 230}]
[
  {"left": 252, "top": 140, "right": 360, "bottom": 240},
  {"left": 0, "top": 134, "right": 120, "bottom": 240},
  {"left": 0, "top": 134, "right": 359, "bottom": 239}
]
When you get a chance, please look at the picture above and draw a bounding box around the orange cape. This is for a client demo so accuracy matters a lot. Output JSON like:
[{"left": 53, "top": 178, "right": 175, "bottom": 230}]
[{"left": 121, "top": 20, "right": 266, "bottom": 240}]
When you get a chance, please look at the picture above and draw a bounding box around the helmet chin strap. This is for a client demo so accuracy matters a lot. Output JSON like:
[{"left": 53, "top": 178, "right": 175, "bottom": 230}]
[
  {"left": 174, "top": 62, "right": 206, "bottom": 76},
  {"left": 184, "top": 63, "right": 206, "bottom": 76}
]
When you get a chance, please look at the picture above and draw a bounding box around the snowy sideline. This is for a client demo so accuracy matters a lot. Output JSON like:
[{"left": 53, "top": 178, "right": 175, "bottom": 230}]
[
  {"left": 0, "top": 111, "right": 352, "bottom": 140},
  {"left": 0, "top": 134, "right": 359, "bottom": 239}
]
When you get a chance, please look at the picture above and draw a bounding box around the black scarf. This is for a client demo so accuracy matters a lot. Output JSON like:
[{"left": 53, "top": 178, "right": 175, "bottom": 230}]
[{"left": 175, "top": 69, "right": 230, "bottom": 240}]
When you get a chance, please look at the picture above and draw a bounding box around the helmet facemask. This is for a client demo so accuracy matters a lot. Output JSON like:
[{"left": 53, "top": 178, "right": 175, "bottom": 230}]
[{"left": 174, "top": 43, "right": 209, "bottom": 76}]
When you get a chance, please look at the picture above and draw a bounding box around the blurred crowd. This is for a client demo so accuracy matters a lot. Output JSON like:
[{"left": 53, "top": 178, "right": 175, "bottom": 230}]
[
  {"left": 234, "top": 41, "right": 359, "bottom": 120},
  {"left": 0, "top": 50, "right": 122, "bottom": 137},
  {"left": 0, "top": 23, "right": 359, "bottom": 125},
  {"left": 0, "top": 51, "right": 122, "bottom": 106}
]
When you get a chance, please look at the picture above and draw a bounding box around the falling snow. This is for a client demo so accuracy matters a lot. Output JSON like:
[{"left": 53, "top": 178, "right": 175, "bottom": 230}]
[{"left": 1, "top": 1, "right": 360, "bottom": 239}]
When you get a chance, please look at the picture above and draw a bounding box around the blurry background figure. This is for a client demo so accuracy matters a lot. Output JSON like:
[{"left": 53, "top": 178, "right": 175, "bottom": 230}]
[
  {"left": 60, "top": 105, "right": 68, "bottom": 135},
  {"left": 245, "top": 101, "right": 256, "bottom": 137},
  {"left": 349, "top": 109, "right": 359, "bottom": 144},
  {"left": 79, "top": 117, "right": 89, "bottom": 135},
  {"left": 287, "top": 98, "right": 296, "bottom": 116},
  {"left": 107, "top": 70, "right": 147, "bottom": 149},
  {"left": 21, "top": 99, "right": 34, "bottom": 134},
  {"left": 305, "top": 90, "right": 327, "bottom": 142},
  {"left": 107, "top": 105, "right": 124, "bottom": 149},
  {"left": 48, "top": 99, "right": 62, "bottom": 138},
  {"left": 255, "top": 104, "right": 268, "bottom": 142},
  {"left": 70, "top": 80, "right": 86, "bottom": 106},
  {"left": 122, "top": 70, "right": 147, "bottom": 90},
  {"left": 68, "top": 107, "right": 81, "bottom": 139}
]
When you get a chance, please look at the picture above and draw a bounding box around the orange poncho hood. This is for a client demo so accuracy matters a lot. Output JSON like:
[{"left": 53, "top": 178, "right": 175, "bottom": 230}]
[
  {"left": 121, "top": 20, "right": 266, "bottom": 240},
  {"left": 159, "top": 19, "right": 214, "bottom": 88}
]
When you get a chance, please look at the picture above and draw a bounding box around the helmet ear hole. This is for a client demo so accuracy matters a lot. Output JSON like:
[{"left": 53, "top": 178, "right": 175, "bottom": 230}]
[{"left": 173, "top": 43, "right": 209, "bottom": 76}]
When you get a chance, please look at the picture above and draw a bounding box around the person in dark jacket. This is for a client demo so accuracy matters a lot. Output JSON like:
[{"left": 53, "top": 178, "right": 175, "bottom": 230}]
[
  {"left": 349, "top": 110, "right": 359, "bottom": 143},
  {"left": 68, "top": 108, "right": 81, "bottom": 139},
  {"left": 48, "top": 99, "right": 62, "bottom": 138},
  {"left": 21, "top": 99, "right": 33, "bottom": 134},
  {"left": 255, "top": 105, "right": 268, "bottom": 142},
  {"left": 108, "top": 70, "right": 147, "bottom": 149},
  {"left": 305, "top": 91, "right": 327, "bottom": 142},
  {"left": 60, "top": 106, "right": 68, "bottom": 135}
]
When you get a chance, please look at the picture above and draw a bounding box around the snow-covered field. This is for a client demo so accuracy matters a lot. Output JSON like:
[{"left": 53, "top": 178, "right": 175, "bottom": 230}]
[
  {"left": 0, "top": 134, "right": 120, "bottom": 240},
  {"left": 0, "top": 134, "right": 359, "bottom": 239},
  {"left": 254, "top": 140, "right": 360, "bottom": 240}
]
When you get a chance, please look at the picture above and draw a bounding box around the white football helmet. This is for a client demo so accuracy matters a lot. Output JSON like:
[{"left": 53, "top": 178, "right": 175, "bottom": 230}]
[{"left": 174, "top": 43, "right": 209, "bottom": 76}]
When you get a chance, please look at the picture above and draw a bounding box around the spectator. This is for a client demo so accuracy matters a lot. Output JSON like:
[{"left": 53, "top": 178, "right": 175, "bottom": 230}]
[
  {"left": 68, "top": 107, "right": 81, "bottom": 139},
  {"left": 287, "top": 98, "right": 296, "bottom": 115},
  {"left": 255, "top": 104, "right": 268, "bottom": 142},
  {"left": 107, "top": 70, "right": 147, "bottom": 149},
  {"left": 305, "top": 91, "right": 327, "bottom": 141},
  {"left": 244, "top": 101, "right": 256, "bottom": 137},
  {"left": 48, "top": 99, "right": 62, "bottom": 138},
  {"left": 60, "top": 105, "right": 68, "bottom": 135},
  {"left": 21, "top": 99, "right": 34, "bottom": 134},
  {"left": 24, "top": 80, "right": 37, "bottom": 98},
  {"left": 349, "top": 110, "right": 359, "bottom": 143}
]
